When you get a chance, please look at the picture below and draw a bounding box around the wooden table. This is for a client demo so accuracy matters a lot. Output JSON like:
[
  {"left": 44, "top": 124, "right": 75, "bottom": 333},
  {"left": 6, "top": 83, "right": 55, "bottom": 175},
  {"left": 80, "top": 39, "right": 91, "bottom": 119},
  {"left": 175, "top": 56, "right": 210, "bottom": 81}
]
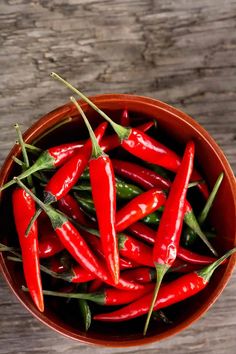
[{"left": 0, "top": 1, "right": 235, "bottom": 353}]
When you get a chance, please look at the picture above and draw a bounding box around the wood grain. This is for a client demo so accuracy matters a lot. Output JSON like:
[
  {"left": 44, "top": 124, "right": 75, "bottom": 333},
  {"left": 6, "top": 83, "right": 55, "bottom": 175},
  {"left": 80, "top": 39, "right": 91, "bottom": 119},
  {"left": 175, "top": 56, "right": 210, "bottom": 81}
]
[{"left": 0, "top": 0, "right": 235, "bottom": 353}]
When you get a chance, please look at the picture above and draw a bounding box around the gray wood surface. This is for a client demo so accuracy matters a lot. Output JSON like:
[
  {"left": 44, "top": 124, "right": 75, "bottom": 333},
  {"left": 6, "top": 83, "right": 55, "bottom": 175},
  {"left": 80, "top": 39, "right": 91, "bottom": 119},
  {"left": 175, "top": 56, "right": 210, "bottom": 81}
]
[{"left": 0, "top": 0, "right": 236, "bottom": 353}]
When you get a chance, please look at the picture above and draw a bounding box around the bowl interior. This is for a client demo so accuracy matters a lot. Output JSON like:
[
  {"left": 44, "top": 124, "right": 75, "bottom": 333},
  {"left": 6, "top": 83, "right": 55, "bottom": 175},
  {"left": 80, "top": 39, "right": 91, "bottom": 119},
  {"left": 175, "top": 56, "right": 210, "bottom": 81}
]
[{"left": 0, "top": 94, "right": 235, "bottom": 347}]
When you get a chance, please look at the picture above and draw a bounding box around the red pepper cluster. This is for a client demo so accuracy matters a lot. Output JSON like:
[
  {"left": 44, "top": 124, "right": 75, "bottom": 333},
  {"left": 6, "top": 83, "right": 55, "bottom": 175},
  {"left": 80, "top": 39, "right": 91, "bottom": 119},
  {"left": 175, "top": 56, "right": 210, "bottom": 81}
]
[{"left": 0, "top": 74, "right": 234, "bottom": 335}]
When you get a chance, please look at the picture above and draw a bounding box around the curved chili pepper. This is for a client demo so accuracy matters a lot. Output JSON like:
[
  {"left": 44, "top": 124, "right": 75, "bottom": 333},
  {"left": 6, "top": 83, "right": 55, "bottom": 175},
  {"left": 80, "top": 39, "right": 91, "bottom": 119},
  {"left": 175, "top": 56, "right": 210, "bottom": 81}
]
[
  {"left": 57, "top": 194, "right": 95, "bottom": 228},
  {"left": 118, "top": 233, "right": 154, "bottom": 267},
  {"left": 119, "top": 257, "right": 139, "bottom": 270},
  {"left": 112, "top": 159, "right": 171, "bottom": 190},
  {"left": 70, "top": 264, "right": 97, "bottom": 283},
  {"left": 79, "top": 228, "right": 131, "bottom": 269},
  {"left": 100, "top": 120, "right": 154, "bottom": 152},
  {"left": 128, "top": 222, "right": 217, "bottom": 265},
  {"left": 38, "top": 230, "right": 64, "bottom": 259},
  {"left": 94, "top": 248, "right": 236, "bottom": 322},
  {"left": 71, "top": 262, "right": 143, "bottom": 291},
  {"left": 15, "top": 178, "right": 111, "bottom": 283},
  {"left": 44, "top": 122, "right": 107, "bottom": 203},
  {"left": 71, "top": 98, "right": 119, "bottom": 285},
  {"left": 0, "top": 142, "right": 86, "bottom": 191},
  {"left": 33, "top": 283, "right": 154, "bottom": 306},
  {"left": 144, "top": 141, "right": 195, "bottom": 334},
  {"left": 12, "top": 187, "right": 44, "bottom": 312},
  {"left": 115, "top": 188, "right": 166, "bottom": 232},
  {"left": 50, "top": 73, "right": 208, "bottom": 199},
  {"left": 122, "top": 267, "right": 155, "bottom": 283}
]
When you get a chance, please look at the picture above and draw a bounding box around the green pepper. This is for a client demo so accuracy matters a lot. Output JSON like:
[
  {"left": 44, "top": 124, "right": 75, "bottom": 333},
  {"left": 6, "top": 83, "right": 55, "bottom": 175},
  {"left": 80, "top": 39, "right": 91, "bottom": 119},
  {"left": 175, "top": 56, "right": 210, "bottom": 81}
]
[
  {"left": 75, "top": 177, "right": 143, "bottom": 200},
  {"left": 77, "top": 284, "right": 92, "bottom": 331}
]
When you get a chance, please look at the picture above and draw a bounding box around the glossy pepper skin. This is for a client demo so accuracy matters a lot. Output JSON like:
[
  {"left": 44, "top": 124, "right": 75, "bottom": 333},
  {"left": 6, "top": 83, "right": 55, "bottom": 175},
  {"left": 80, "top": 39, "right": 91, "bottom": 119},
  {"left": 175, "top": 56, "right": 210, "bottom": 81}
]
[
  {"left": 100, "top": 120, "right": 154, "bottom": 153},
  {"left": 44, "top": 122, "right": 107, "bottom": 203},
  {"left": 89, "top": 155, "right": 119, "bottom": 284},
  {"left": 154, "top": 142, "right": 195, "bottom": 265},
  {"left": 93, "top": 247, "right": 236, "bottom": 322},
  {"left": 143, "top": 141, "right": 195, "bottom": 335},
  {"left": 128, "top": 222, "right": 216, "bottom": 265},
  {"left": 70, "top": 97, "right": 120, "bottom": 285},
  {"left": 120, "top": 109, "right": 130, "bottom": 127},
  {"left": 115, "top": 188, "right": 166, "bottom": 233},
  {"left": 80, "top": 229, "right": 140, "bottom": 270},
  {"left": 50, "top": 72, "right": 209, "bottom": 199},
  {"left": 93, "top": 272, "right": 206, "bottom": 322},
  {"left": 120, "top": 129, "right": 208, "bottom": 198},
  {"left": 118, "top": 233, "right": 154, "bottom": 267},
  {"left": 38, "top": 230, "right": 64, "bottom": 258},
  {"left": 0, "top": 142, "right": 85, "bottom": 191},
  {"left": 57, "top": 194, "right": 94, "bottom": 228},
  {"left": 12, "top": 188, "right": 44, "bottom": 312},
  {"left": 122, "top": 267, "right": 155, "bottom": 284},
  {"left": 40, "top": 283, "right": 154, "bottom": 306},
  {"left": 112, "top": 159, "right": 171, "bottom": 190}
]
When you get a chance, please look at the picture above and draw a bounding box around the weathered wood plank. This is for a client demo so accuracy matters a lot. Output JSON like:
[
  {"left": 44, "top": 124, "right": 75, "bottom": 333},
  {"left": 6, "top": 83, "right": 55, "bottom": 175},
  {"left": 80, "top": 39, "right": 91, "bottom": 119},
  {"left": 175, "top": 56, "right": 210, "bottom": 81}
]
[{"left": 0, "top": 0, "right": 235, "bottom": 353}]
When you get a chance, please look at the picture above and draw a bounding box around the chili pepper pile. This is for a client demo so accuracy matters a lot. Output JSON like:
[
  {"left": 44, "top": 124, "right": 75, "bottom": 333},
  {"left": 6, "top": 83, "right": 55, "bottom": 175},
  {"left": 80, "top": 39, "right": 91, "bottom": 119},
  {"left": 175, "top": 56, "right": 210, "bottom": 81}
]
[{"left": 0, "top": 73, "right": 234, "bottom": 335}]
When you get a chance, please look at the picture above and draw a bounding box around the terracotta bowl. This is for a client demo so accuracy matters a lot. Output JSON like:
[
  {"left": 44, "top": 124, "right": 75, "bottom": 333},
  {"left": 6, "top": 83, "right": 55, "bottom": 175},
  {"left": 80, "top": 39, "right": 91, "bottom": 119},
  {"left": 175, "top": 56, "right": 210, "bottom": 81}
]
[{"left": 0, "top": 94, "right": 235, "bottom": 347}]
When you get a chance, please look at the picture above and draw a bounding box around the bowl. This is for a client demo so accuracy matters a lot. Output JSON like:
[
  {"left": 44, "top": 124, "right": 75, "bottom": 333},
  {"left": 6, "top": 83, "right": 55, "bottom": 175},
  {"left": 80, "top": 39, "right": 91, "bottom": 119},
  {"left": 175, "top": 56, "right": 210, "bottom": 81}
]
[{"left": 0, "top": 94, "right": 236, "bottom": 347}]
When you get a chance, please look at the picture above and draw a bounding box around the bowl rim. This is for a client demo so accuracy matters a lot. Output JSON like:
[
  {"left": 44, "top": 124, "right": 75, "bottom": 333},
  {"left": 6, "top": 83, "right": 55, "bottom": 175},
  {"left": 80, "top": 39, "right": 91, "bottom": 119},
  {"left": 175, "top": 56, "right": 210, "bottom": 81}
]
[{"left": 0, "top": 93, "right": 236, "bottom": 347}]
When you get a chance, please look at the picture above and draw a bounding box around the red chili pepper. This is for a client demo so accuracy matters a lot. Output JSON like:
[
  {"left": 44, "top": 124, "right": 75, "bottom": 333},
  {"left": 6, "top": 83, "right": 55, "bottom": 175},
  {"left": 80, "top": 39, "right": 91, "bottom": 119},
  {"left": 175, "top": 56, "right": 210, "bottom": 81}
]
[
  {"left": 122, "top": 267, "right": 155, "bottom": 283},
  {"left": 37, "top": 282, "right": 155, "bottom": 306},
  {"left": 37, "top": 213, "right": 64, "bottom": 258},
  {"left": 115, "top": 188, "right": 166, "bottom": 232},
  {"left": 70, "top": 264, "right": 97, "bottom": 283},
  {"left": 50, "top": 73, "right": 208, "bottom": 199},
  {"left": 80, "top": 228, "right": 140, "bottom": 270},
  {"left": 128, "top": 222, "right": 217, "bottom": 265},
  {"left": 44, "top": 122, "right": 107, "bottom": 203},
  {"left": 93, "top": 248, "right": 236, "bottom": 322},
  {"left": 118, "top": 233, "right": 154, "bottom": 267},
  {"left": 112, "top": 159, "right": 171, "bottom": 190},
  {"left": 71, "top": 262, "right": 143, "bottom": 291},
  {"left": 15, "top": 178, "right": 110, "bottom": 283},
  {"left": 88, "top": 279, "right": 104, "bottom": 292},
  {"left": 119, "top": 257, "right": 139, "bottom": 270},
  {"left": 100, "top": 120, "right": 154, "bottom": 152},
  {"left": 47, "top": 256, "right": 70, "bottom": 274},
  {"left": 38, "top": 230, "right": 64, "bottom": 259},
  {"left": 12, "top": 187, "right": 44, "bottom": 312},
  {"left": 120, "top": 109, "right": 130, "bottom": 127},
  {"left": 112, "top": 160, "right": 215, "bottom": 254},
  {"left": 143, "top": 141, "right": 195, "bottom": 334},
  {"left": 57, "top": 194, "right": 95, "bottom": 228},
  {"left": 71, "top": 98, "right": 119, "bottom": 285},
  {"left": 1, "top": 141, "right": 86, "bottom": 191}
]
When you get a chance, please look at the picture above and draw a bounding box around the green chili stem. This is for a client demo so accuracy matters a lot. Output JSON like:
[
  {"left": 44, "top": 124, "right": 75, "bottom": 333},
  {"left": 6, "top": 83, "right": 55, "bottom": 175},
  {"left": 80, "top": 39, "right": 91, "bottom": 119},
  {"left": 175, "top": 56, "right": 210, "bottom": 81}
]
[
  {"left": 14, "top": 124, "right": 33, "bottom": 188},
  {"left": 197, "top": 247, "right": 236, "bottom": 282},
  {"left": 22, "top": 286, "right": 105, "bottom": 305},
  {"left": 198, "top": 173, "right": 224, "bottom": 225},
  {"left": 143, "top": 264, "right": 169, "bottom": 335},
  {"left": 51, "top": 72, "right": 129, "bottom": 140},
  {"left": 14, "top": 178, "right": 67, "bottom": 229},
  {"left": 7, "top": 256, "right": 72, "bottom": 281},
  {"left": 24, "top": 143, "right": 42, "bottom": 153},
  {"left": 70, "top": 97, "right": 103, "bottom": 158},
  {"left": 12, "top": 156, "right": 25, "bottom": 167}
]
